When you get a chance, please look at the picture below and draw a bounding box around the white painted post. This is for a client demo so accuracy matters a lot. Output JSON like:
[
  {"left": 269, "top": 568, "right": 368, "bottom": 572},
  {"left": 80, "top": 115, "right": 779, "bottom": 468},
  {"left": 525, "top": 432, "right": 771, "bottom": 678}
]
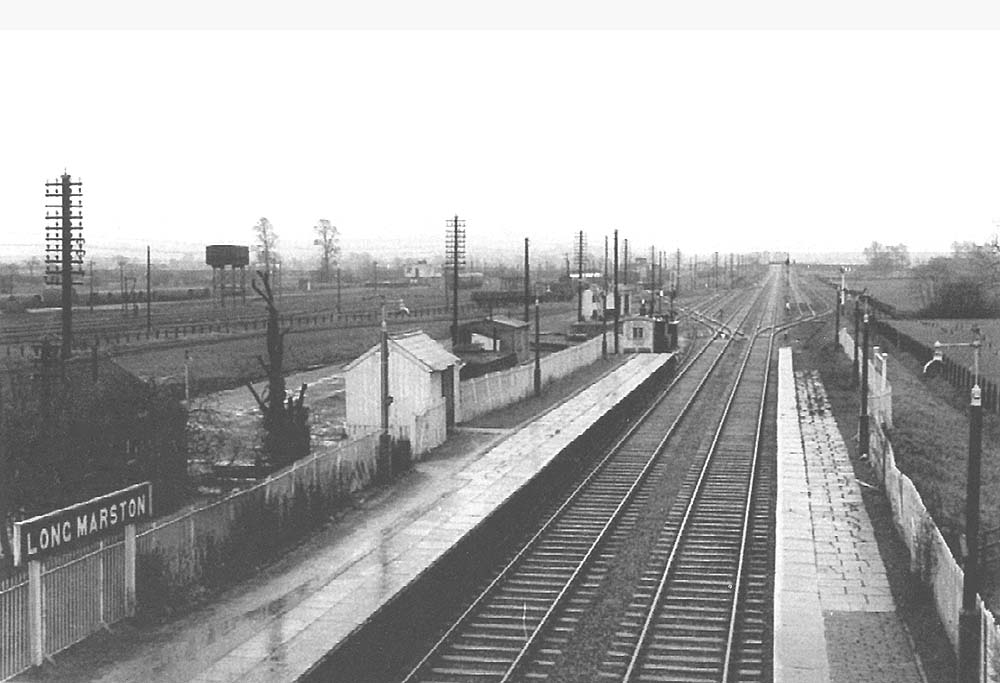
[
  {"left": 880, "top": 351, "right": 888, "bottom": 393},
  {"left": 28, "top": 559, "right": 43, "bottom": 666},
  {"left": 98, "top": 539, "right": 105, "bottom": 624},
  {"left": 872, "top": 346, "right": 881, "bottom": 393},
  {"left": 124, "top": 523, "right": 136, "bottom": 617}
]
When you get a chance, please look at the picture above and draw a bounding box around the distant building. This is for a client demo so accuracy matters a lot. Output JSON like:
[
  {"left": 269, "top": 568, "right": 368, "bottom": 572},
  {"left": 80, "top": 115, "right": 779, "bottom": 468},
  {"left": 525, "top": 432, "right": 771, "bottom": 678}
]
[
  {"left": 344, "top": 331, "right": 462, "bottom": 454},
  {"left": 404, "top": 260, "right": 442, "bottom": 282},
  {"left": 621, "top": 315, "right": 668, "bottom": 353}
]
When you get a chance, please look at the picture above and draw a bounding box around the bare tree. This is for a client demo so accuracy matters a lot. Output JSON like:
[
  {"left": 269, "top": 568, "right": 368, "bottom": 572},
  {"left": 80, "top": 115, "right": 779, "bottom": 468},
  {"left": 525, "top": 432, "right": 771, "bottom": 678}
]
[
  {"left": 253, "top": 217, "right": 279, "bottom": 278},
  {"left": 863, "top": 241, "right": 909, "bottom": 271},
  {"left": 0, "top": 263, "right": 17, "bottom": 295},
  {"left": 313, "top": 219, "right": 340, "bottom": 284},
  {"left": 246, "top": 271, "right": 309, "bottom": 469},
  {"left": 24, "top": 257, "right": 40, "bottom": 279}
]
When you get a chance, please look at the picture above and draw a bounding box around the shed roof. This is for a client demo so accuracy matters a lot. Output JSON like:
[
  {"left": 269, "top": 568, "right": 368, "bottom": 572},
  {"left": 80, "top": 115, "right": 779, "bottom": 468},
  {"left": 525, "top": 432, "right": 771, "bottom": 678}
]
[
  {"left": 344, "top": 330, "right": 461, "bottom": 373},
  {"left": 476, "top": 315, "right": 529, "bottom": 330}
]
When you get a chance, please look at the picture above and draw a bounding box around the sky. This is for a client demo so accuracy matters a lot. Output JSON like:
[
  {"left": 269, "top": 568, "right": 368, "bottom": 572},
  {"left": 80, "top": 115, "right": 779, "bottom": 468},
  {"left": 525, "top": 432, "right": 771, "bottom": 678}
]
[{"left": 3, "top": 4, "right": 1000, "bottom": 265}]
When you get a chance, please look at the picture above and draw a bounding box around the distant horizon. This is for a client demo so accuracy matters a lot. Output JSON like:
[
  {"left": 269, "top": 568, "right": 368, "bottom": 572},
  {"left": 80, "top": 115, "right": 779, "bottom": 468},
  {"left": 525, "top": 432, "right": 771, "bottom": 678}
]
[{"left": 3, "top": 31, "right": 1000, "bottom": 264}]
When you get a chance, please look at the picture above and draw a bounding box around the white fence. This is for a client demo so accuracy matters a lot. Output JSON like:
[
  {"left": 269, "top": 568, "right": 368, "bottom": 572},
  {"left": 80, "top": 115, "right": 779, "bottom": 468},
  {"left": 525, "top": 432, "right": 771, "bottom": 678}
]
[
  {"left": 0, "top": 433, "right": 381, "bottom": 681},
  {"left": 840, "top": 327, "right": 893, "bottom": 428},
  {"left": 459, "top": 335, "right": 605, "bottom": 422},
  {"left": 839, "top": 329, "right": 999, "bottom": 680},
  {"left": 345, "top": 397, "right": 448, "bottom": 459}
]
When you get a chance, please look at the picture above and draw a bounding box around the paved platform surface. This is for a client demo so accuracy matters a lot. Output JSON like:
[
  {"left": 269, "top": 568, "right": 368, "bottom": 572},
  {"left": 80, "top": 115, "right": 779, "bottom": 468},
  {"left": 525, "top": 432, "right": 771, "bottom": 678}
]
[
  {"left": 774, "top": 347, "right": 924, "bottom": 683},
  {"left": 29, "top": 353, "right": 667, "bottom": 683}
]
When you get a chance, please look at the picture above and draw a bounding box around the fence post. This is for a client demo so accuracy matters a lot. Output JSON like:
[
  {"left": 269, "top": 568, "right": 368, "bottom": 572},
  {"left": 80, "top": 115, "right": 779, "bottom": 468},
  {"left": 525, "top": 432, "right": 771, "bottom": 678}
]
[
  {"left": 872, "top": 345, "right": 880, "bottom": 392},
  {"left": 124, "top": 523, "right": 137, "bottom": 617},
  {"left": 28, "top": 559, "right": 43, "bottom": 666}
]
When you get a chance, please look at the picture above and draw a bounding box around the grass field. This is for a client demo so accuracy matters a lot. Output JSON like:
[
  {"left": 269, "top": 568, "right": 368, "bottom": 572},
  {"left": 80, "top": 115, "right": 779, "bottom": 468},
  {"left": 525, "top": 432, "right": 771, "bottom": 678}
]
[
  {"left": 890, "top": 318, "right": 1000, "bottom": 372},
  {"left": 845, "top": 276, "right": 929, "bottom": 314},
  {"left": 113, "top": 301, "right": 581, "bottom": 396},
  {"left": 796, "top": 309, "right": 1000, "bottom": 610}
]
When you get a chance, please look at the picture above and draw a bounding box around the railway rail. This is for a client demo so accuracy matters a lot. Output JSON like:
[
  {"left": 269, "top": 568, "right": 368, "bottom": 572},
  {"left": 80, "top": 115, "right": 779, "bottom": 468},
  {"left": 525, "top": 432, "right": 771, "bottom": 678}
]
[
  {"left": 394, "top": 271, "right": 780, "bottom": 683},
  {"left": 616, "top": 280, "right": 778, "bottom": 682},
  {"left": 0, "top": 300, "right": 486, "bottom": 357}
]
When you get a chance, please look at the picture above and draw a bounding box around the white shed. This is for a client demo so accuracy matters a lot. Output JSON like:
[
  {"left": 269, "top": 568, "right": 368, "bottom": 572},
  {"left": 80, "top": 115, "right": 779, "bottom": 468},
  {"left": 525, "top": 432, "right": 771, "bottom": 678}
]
[
  {"left": 622, "top": 315, "right": 667, "bottom": 353},
  {"left": 344, "top": 331, "right": 462, "bottom": 455}
]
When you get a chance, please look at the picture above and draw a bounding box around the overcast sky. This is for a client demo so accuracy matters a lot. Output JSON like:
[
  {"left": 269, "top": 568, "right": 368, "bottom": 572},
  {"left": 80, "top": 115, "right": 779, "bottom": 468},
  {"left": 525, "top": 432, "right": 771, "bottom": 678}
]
[{"left": 2, "top": 20, "right": 1000, "bottom": 263}]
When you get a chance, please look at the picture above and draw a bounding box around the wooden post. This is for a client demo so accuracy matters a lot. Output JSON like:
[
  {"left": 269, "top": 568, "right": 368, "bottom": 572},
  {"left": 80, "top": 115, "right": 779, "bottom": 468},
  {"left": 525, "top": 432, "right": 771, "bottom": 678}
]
[
  {"left": 124, "top": 524, "right": 137, "bottom": 617},
  {"left": 28, "top": 559, "right": 43, "bottom": 666}
]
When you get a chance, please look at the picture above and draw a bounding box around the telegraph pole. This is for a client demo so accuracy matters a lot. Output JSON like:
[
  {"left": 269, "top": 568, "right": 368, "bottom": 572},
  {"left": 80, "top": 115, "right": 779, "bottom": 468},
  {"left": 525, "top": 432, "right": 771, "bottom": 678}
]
[
  {"left": 534, "top": 296, "right": 541, "bottom": 396},
  {"left": 146, "top": 246, "right": 152, "bottom": 337},
  {"left": 524, "top": 237, "right": 530, "bottom": 323},
  {"left": 445, "top": 215, "right": 466, "bottom": 347},
  {"left": 675, "top": 249, "right": 681, "bottom": 300},
  {"left": 657, "top": 250, "right": 664, "bottom": 315},
  {"left": 88, "top": 259, "right": 94, "bottom": 312},
  {"left": 602, "top": 235, "right": 608, "bottom": 359},
  {"left": 380, "top": 304, "right": 392, "bottom": 482},
  {"left": 623, "top": 238, "right": 629, "bottom": 287},
  {"left": 613, "top": 230, "right": 620, "bottom": 354},
  {"left": 578, "top": 231, "right": 585, "bottom": 321},
  {"left": 118, "top": 259, "right": 127, "bottom": 316},
  {"left": 44, "top": 172, "right": 84, "bottom": 360},
  {"left": 649, "top": 246, "right": 655, "bottom": 293}
]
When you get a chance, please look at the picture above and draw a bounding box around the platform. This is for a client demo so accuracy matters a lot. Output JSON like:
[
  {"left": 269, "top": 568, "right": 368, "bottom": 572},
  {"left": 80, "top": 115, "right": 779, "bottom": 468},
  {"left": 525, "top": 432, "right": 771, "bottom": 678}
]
[
  {"left": 774, "top": 347, "right": 924, "bottom": 682},
  {"left": 30, "top": 353, "right": 668, "bottom": 683}
]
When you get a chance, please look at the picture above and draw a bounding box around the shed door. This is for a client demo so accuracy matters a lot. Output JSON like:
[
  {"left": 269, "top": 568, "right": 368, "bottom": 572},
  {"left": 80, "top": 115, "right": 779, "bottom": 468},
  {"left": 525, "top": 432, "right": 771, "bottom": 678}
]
[{"left": 441, "top": 365, "right": 455, "bottom": 430}]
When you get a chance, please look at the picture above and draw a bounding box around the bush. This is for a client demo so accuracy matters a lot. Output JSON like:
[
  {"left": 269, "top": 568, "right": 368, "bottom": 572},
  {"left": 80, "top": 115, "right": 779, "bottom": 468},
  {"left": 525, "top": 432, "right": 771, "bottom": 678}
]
[
  {"left": 920, "top": 278, "right": 997, "bottom": 318},
  {"left": 0, "top": 296, "right": 25, "bottom": 313}
]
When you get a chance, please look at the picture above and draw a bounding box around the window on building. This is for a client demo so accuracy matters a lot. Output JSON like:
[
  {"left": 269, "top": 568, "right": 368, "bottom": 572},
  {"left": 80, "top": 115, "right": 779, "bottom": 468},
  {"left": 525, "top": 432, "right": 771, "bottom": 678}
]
[{"left": 632, "top": 326, "right": 644, "bottom": 340}]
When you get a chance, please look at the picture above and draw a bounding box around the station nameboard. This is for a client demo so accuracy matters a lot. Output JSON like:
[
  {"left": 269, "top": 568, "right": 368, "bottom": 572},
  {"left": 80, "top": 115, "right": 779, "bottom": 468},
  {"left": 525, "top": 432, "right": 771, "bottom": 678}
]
[{"left": 13, "top": 482, "right": 152, "bottom": 566}]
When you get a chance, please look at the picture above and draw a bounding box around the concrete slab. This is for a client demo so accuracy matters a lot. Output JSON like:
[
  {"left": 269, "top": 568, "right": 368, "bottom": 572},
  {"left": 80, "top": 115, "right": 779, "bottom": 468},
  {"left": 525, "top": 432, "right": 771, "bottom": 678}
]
[
  {"left": 132, "top": 353, "right": 668, "bottom": 683},
  {"left": 774, "top": 347, "right": 924, "bottom": 683}
]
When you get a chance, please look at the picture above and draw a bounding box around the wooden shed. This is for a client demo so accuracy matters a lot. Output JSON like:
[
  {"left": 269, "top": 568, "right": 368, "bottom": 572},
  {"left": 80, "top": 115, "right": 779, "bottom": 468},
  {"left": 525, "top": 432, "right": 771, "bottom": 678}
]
[
  {"left": 344, "top": 331, "right": 462, "bottom": 453},
  {"left": 461, "top": 315, "right": 530, "bottom": 361},
  {"left": 622, "top": 315, "right": 667, "bottom": 353}
]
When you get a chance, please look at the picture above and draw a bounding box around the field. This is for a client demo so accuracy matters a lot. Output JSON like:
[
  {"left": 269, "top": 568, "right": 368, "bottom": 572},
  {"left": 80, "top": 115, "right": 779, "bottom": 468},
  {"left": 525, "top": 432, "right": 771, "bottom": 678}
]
[
  {"left": 844, "top": 276, "right": 929, "bottom": 315},
  {"left": 890, "top": 318, "right": 1000, "bottom": 380},
  {"left": 108, "top": 300, "right": 579, "bottom": 396},
  {"left": 797, "top": 272, "right": 1000, "bottom": 609},
  {"left": 0, "top": 282, "right": 465, "bottom": 353}
]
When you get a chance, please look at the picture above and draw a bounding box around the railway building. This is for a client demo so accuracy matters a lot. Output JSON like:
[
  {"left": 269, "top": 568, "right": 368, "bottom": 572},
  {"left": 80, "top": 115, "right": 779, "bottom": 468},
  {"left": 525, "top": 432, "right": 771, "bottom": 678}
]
[
  {"left": 621, "top": 314, "right": 668, "bottom": 353},
  {"left": 403, "top": 260, "right": 442, "bottom": 283},
  {"left": 458, "top": 315, "right": 530, "bottom": 361},
  {"left": 344, "top": 330, "right": 462, "bottom": 452}
]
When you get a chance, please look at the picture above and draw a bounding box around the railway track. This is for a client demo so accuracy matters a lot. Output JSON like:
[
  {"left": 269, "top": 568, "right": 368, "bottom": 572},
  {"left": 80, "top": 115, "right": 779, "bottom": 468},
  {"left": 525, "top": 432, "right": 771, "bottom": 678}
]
[
  {"left": 397, "top": 272, "right": 778, "bottom": 683},
  {"left": 0, "top": 300, "right": 485, "bottom": 356},
  {"left": 615, "top": 283, "right": 777, "bottom": 682}
]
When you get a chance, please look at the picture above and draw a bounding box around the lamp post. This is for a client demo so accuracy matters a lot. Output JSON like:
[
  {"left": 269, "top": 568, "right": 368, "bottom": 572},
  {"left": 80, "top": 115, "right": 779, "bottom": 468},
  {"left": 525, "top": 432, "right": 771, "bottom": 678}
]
[
  {"left": 835, "top": 266, "right": 848, "bottom": 350},
  {"left": 859, "top": 298, "right": 871, "bottom": 462},
  {"left": 601, "top": 290, "right": 608, "bottom": 360},
  {"left": 925, "top": 338, "right": 984, "bottom": 683},
  {"left": 534, "top": 296, "right": 541, "bottom": 396},
  {"left": 853, "top": 295, "right": 861, "bottom": 386},
  {"left": 379, "top": 303, "right": 393, "bottom": 483},
  {"left": 834, "top": 286, "right": 841, "bottom": 350}
]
